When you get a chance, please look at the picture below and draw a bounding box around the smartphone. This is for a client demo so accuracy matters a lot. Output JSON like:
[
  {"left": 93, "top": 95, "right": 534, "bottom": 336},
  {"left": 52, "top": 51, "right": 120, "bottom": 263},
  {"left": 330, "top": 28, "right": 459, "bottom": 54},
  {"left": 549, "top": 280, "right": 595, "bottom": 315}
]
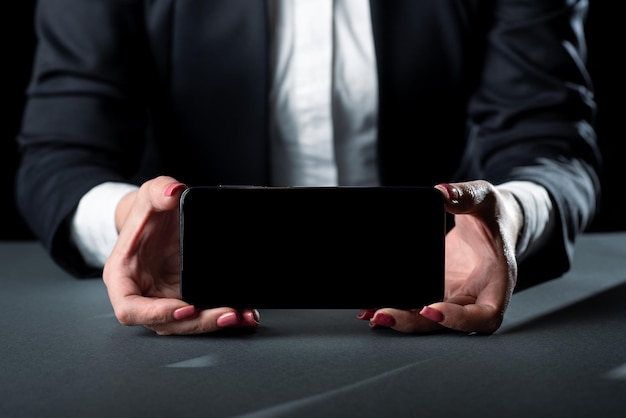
[{"left": 179, "top": 186, "right": 445, "bottom": 309}]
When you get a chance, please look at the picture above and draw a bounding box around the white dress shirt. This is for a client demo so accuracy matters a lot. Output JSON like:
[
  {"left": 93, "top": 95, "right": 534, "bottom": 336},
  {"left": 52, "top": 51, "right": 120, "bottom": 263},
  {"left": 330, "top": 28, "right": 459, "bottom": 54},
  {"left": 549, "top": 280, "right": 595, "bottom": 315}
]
[
  {"left": 71, "top": 0, "right": 552, "bottom": 268},
  {"left": 268, "top": 0, "right": 379, "bottom": 186}
]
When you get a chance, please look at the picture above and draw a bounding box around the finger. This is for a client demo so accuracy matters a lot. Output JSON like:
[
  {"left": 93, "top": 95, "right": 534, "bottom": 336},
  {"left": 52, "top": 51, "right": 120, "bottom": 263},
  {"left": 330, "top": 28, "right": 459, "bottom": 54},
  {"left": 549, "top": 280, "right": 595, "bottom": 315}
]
[
  {"left": 241, "top": 309, "right": 261, "bottom": 327},
  {"left": 148, "top": 175, "right": 188, "bottom": 211},
  {"left": 357, "top": 309, "right": 375, "bottom": 320},
  {"left": 434, "top": 181, "right": 493, "bottom": 215},
  {"left": 367, "top": 302, "right": 504, "bottom": 334},
  {"left": 102, "top": 176, "right": 186, "bottom": 316},
  {"left": 368, "top": 308, "right": 443, "bottom": 333},
  {"left": 107, "top": 283, "right": 261, "bottom": 335},
  {"left": 111, "top": 294, "right": 195, "bottom": 327},
  {"left": 113, "top": 176, "right": 186, "bottom": 254},
  {"left": 147, "top": 308, "right": 260, "bottom": 336},
  {"left": 420, "top": 302, "right": 504, "bottom": 334}
]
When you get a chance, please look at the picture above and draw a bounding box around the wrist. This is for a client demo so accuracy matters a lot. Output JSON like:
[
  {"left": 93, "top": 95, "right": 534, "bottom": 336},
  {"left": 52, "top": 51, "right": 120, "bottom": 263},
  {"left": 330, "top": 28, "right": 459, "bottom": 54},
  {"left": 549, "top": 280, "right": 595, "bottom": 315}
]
[{"left": 496, "top": 181, "right": 554, "bottom": 261}]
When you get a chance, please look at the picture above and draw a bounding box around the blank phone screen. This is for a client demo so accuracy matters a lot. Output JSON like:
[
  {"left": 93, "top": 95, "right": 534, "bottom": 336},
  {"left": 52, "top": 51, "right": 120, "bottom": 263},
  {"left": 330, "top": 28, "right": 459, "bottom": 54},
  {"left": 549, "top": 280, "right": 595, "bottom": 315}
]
[{"left": 180, "top": 186, "right": 445, "bottom": 309}]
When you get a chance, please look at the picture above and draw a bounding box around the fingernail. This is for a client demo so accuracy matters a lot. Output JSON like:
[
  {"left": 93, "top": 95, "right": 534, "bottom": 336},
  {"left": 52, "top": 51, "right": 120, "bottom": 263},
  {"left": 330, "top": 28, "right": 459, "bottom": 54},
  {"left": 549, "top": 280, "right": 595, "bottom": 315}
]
[
  {"left": 420, "top": 306, "right": 444, "bottom": 323},
  {"left": 173, "top": 305, "right": 196, "bottom": 320},
  {"left": 217, "top": 312, "right": 240, "bottom": 328},
  {"left": 243, "top": 309, "right": 260, "bottom": 324},
  {"left": 357, "top": 310, "right": 375, "bottom": 320},
  {"left": 435, "top": 183, "right": 459, "bottom": 203},
  {"left": 370, "top": 312, "right": 396, "bottom": 328},
  {"left": 164, "top": 182, "right": 186, "bottom": 197}
]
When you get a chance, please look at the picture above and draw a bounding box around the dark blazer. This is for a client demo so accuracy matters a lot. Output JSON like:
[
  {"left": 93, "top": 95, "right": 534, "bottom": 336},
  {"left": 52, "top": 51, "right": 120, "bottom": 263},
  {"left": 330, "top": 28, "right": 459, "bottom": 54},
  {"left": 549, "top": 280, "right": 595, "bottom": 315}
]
[{"left": 17, "top": 0, "right": 601, "bottom": 280}]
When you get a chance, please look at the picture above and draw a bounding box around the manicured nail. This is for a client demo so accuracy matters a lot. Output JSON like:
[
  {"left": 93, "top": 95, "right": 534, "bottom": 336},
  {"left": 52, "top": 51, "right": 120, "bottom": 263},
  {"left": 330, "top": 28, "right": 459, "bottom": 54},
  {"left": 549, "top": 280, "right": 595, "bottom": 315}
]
[
  {"left": 357, "top": 310, "right": 375, "bottom": 320},
  {"left": 164, "top": 182, "right": 186, "bottom": 197},
  {"left": 435, "top": 183, "right": 459, "bottom": 203},
  {"left": 243, "top": 309, "right": 260, "bottom": 324},
  {"left": 173, "top": 305, "right": 196, "bottom": 320},
  {"left": 217, "top": 312, "right": 240, "bottom": 328},
  {"left": 420, "top": 306, "right": 444, "bottom": 323},
  {"left": 370, "top": 312, "right": 396, "bottom": 328}
]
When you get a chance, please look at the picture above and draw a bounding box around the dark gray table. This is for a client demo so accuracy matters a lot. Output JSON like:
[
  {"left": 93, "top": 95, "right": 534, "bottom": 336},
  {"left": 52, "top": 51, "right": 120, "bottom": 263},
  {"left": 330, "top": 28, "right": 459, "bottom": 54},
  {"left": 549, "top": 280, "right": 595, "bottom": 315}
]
[{"left": 1, "top": 233, "right": 625, "bottom": 418}]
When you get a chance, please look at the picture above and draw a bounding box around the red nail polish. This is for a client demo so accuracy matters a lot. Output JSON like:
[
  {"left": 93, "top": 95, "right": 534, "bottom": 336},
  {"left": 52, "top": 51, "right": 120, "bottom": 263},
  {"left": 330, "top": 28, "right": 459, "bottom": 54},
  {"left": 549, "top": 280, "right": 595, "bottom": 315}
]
[
  {"left": 357, "top": 310, "right": 375, "bottom": 320},
  {"left": 173, "top": 305, "right": 196, "bottom": 320},
  {"left": 244, "top": 310, "right": 260, "bottom": 325},
  {"left": 217, "top": 312, "right": 240, "bottom": 328},
  {"left": 164, "top": 182, "right": 186, "bottom": 197},
  {"left": 436, "top": 183, "right": 459, "bottom": 203},
  {"left": 420, "top": 306, "right": 444, "bottom": 323}
]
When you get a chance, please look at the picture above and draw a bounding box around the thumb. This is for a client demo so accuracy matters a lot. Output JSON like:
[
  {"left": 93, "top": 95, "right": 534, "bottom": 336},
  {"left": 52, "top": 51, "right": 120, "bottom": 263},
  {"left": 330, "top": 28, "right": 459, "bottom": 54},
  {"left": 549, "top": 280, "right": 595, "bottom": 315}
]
[{"left": 434, "top": 180, "right": 495, "bottom": 216}]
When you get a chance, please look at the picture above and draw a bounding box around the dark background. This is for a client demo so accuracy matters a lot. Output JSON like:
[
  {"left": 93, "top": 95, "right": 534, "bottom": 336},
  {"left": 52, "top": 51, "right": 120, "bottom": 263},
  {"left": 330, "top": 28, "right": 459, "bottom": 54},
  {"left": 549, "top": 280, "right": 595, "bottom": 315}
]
[{"left": 3, "top": 1, "right": 624, "bottom": 240}]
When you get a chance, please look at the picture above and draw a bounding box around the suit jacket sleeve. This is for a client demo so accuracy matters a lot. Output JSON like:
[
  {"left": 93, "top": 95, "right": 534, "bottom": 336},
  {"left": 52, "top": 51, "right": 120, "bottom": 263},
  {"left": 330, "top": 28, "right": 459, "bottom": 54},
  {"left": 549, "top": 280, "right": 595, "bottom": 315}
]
[
  {"left": 462, "top": 0, "right": 601, "bottom": 284},
  {"left": 16, "top": 0, "right": 151, "bottom": 277}
]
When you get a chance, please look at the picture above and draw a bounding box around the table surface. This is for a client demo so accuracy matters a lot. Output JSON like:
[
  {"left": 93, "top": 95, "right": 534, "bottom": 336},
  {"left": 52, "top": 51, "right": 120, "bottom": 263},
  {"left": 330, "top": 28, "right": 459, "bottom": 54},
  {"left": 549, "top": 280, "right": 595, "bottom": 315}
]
[{"left": 1, "top": 233, "right": 626, "bottom": 418}]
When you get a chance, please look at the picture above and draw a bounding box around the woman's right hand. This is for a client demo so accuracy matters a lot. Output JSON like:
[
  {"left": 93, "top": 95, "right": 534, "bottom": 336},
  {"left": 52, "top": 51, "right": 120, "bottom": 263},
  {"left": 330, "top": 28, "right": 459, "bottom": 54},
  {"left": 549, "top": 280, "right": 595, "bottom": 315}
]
[{"left": 102, "top": 175, "right": 259, "bottom": 335}]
